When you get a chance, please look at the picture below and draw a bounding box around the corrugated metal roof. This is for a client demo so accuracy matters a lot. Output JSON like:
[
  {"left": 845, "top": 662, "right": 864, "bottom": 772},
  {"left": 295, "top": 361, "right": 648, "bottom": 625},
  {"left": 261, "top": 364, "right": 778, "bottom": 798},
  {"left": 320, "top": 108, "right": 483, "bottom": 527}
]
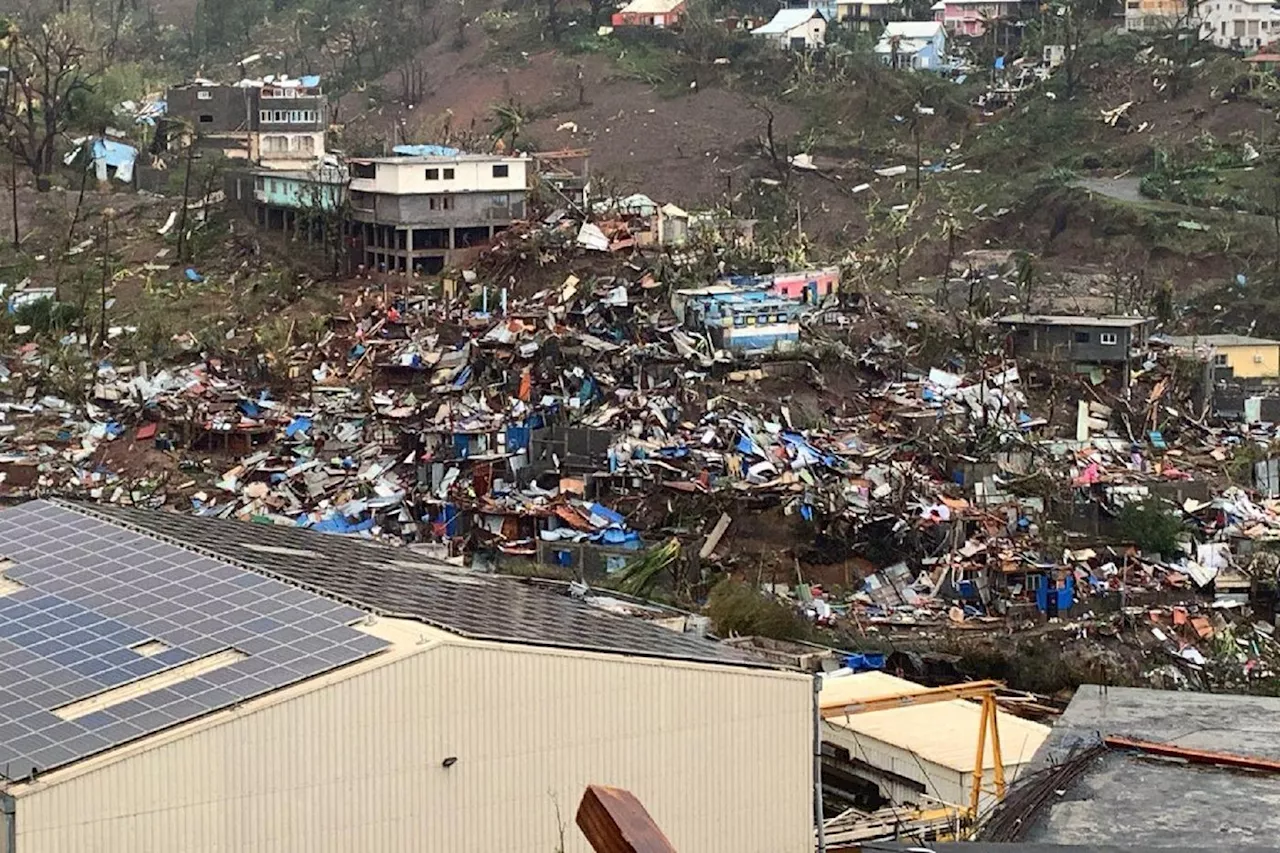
[
  {"left": 997, "top": 313, "right": 1150, "bottom": 328},
  {"left": 617, "top": 0, "right": 685, "bottom": 14},
  {"left": 882, "top": 20, "right": 944, "bottom": 38},
  {"left": 820, "top": 671, "right": 1050, "bottom": 771},
  {"left": 752, "top": 8, "right": 824, "bottom": 34},
  {"left": 65, "top": 501, "right": 761, "bottom": 668}
]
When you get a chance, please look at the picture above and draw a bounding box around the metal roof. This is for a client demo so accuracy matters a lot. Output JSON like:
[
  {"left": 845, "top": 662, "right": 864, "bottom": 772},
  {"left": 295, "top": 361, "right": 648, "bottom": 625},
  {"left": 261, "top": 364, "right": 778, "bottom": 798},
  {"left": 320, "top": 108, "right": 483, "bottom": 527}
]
[
  {"left": 752, "top": 8, "right": 825, "bottom": 34},
  {"left": 996, "top": 313, "right": 1150, "bottom": 328},
  {"left": 616, "top": 0, "right": 686, "bottom": 14},
  {"left": 820, "top": 671, "right": 1050, "bottom": 772},
  {"left": 67, "top": 501, "right": 761, "bottom": 668},
  {"left": 0, "top": 500, "right": 386, "bottom": 783}
]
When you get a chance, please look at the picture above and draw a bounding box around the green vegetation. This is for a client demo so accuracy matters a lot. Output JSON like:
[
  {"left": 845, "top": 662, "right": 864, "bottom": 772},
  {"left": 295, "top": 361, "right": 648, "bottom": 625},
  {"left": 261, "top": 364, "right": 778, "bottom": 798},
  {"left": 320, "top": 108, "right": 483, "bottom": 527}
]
[
  {"left": 1118, "top": 500, "right": 1185, "bottom": 557},
  {"left": 706, "top": 577, "right": 812, "bottom": 641}
]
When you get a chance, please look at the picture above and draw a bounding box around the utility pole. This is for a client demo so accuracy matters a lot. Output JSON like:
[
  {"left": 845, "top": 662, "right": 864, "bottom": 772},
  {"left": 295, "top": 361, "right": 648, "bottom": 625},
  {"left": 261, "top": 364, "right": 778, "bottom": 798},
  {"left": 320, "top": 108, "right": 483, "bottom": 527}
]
[
  {"left": 99, "top": 208, "right": 115, "bottom": 352},
  {"left": 813, "top": 674, "right": 827, "bottom": 853}
]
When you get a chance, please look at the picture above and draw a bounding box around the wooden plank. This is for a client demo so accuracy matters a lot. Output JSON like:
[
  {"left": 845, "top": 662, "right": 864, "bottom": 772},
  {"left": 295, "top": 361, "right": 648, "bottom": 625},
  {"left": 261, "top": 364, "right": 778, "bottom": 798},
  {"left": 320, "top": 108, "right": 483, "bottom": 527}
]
[{"left": 576, "top": 785, "right": 678, "bottom": 853}]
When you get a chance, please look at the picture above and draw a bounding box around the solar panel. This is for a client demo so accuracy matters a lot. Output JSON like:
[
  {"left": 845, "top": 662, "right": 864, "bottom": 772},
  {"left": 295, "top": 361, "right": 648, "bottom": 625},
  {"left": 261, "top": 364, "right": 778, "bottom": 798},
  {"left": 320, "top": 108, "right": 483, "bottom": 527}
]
[{"left": 0, "top": 501, "right": 390, "bottom": 782}]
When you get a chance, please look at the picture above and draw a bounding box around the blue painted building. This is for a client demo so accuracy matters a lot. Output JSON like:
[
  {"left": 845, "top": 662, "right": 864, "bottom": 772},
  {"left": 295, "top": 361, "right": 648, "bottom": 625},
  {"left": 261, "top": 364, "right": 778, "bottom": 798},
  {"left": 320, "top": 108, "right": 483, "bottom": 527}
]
[
  {"left": 227, "top": 162, "right": 348, "bottom": 236},
  {"left": 676, "top": 288, "right": 805, "bottom": 354}
]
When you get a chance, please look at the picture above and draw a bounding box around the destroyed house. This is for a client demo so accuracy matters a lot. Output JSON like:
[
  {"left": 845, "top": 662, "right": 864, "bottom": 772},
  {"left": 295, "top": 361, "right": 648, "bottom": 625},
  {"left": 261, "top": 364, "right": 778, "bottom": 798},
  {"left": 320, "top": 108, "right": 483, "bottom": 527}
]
[
  {"left": 164, "top": 78, "right": 327, "bottom": 168},
  {"left": 347, "top": 153, "right": 529, "bottom": 274},
  {"left": 997, "top": 314, "right": 1150, "bottom": 382}
]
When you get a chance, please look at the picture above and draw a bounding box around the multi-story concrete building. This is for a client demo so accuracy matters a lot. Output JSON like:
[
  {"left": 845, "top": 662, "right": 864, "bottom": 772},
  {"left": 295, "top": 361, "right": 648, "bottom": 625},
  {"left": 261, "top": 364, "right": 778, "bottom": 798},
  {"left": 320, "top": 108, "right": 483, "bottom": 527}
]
[
  {"left": 347, "top": 153, "right": 530, "bottom": 273},
  {"left": 1196, "top": 0, "right": 1280, "bottom": 48},
  {"left": 163, "top": 78, "right": 327, "bottom": 170}
]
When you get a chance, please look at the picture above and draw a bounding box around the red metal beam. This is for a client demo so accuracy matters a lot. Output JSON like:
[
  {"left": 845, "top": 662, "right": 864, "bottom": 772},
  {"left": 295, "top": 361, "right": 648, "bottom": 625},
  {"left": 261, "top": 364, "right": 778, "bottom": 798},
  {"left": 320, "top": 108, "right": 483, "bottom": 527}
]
[{"left": 1104, "top": 735, "right": 1280, "bottom": 773}]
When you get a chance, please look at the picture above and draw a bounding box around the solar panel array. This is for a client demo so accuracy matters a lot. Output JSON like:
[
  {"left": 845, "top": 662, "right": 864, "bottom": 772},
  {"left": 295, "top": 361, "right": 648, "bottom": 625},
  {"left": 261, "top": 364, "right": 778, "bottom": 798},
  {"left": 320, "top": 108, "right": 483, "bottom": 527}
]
[
  {"left": 82, "top": 501, "right": 762, "bottom": 667},
  {"left": 0, "top": 501, "right": 388, "bottom": 782}
]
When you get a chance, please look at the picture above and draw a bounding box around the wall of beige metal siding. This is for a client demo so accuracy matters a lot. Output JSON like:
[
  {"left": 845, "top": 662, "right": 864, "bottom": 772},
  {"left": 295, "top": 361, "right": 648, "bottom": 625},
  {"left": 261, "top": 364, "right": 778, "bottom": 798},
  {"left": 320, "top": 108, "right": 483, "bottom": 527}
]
[{"left": 14, "top": 640, "right": 813, "bottom": 853}]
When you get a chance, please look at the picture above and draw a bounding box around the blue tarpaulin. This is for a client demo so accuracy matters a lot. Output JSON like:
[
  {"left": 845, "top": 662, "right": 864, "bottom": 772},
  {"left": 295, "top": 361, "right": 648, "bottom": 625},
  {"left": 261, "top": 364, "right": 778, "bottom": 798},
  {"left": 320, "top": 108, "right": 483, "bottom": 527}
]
[
  {"left": 843, "top": 653, "right": 886, "bottom": 672},
  {"left": 90, "top": 138, "right": 138, "bottom": 183},
  {"left": 185, "top": 268, "right": 203, "bottom": 282},
  {"left": 299, "top": 513, "right": 376, "bottom": 535},
  {"left": 300, "top": 75, "right": 321, "bottom": 87},
  {"left": 506, "top": 425, "right": 532, "bottom": 452},
  {"left": 587, "top": 502, "right": 626, "bottom": 526},
  {"left": 285, "top": 416, "right": 312, "bottom": 438},
  {"left": 392, "top": 144, "right": 461, "bottom": 158}
]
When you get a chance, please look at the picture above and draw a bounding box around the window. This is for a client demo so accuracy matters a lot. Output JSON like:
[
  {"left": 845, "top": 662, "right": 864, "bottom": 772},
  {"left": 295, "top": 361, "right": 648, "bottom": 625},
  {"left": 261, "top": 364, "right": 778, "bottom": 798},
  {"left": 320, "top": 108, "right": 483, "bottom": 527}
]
[
  {"left": 492, "top": 164, "right": 509, "bottom": 178},
  {"left": 199, "top": 114, "right": 213, "bottom": 124},
  {"left": 1214, "top": 353, "right": 1229, "bottom": 366},
  {"left": 430, "top": 195, "right": 454, "bottom": 211},
  {"left": 425, "top": 168, "right": 440, "bottom": 180},
  {"left": 443, "top": 167, "right": 455, "bottom": 179},
  {"left": 1073, "top": 331, "right": 1090, "bottom": 343},
  {"left": 1099, "top": 332, "right": 1118, "bottom": 345},
  {"left": 197, "top": 90, "right": 213, "bottom": 101},
  {"left": 1254, "top": 353, "right": 1265, "bottom": 364},
  {"left": 262, "top": 135, "right": 288, "bottom": 153},
  {"left": 259, "top": 110, "right": 270, "bottom": 123},
  {"left": 254, "top": 176, "right": 264, "bottom": 191},
  {"left": 352, "top": 162, "right": 377, "bottom": 179}
]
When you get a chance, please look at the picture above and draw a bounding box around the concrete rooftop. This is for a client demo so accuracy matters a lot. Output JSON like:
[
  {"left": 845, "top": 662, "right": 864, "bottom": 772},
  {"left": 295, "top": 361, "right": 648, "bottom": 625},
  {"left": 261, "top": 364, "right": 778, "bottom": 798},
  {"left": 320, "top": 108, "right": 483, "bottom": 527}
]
[{"left": 1022, "top": 685, "right": 1280, "bottom": 847}]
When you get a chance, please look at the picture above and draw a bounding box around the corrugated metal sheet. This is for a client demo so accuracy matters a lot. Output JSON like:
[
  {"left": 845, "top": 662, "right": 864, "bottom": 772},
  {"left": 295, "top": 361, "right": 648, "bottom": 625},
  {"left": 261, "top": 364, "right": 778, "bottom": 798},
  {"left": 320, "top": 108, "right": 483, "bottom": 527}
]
[{"left": 14, "top": 641, "right": 812, "bottom": 853}]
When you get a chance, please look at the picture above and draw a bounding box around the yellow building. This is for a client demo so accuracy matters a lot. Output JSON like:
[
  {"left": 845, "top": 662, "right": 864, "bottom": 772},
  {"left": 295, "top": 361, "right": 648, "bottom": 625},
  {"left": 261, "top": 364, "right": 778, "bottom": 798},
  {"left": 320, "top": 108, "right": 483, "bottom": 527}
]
[
  {"left": 1123, "top": 0, "right": 1187, "bottom": 30},
  {"left": 819, "top": 671, "right": 1050, "bottom": 813},
  {"left": 1164, "top": 333, "right": 1280, "bottom": 379}
]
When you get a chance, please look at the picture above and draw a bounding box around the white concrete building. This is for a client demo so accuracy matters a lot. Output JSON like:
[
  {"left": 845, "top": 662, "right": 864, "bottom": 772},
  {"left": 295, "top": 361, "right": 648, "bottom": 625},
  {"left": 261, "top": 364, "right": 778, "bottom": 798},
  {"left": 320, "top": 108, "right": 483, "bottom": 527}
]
[
  {"left": 1197, "top": 0, "right": 1280, "bottom": 48},
  {"left": 0, "top": 500, "right": 813, "bottom": 853},
  {"left": 347, "top": 153, "right": 531, "bottom": 273},
  {"left": 820, "top": 671, "right": 1049, "bottom": 812}
]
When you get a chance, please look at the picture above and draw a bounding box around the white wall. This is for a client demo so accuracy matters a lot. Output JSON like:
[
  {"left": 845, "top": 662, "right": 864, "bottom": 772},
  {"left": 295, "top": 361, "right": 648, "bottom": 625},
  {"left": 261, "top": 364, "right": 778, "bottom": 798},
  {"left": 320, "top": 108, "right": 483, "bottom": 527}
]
[
  {"left": 823, "top": 723, "right": 1024, "bottom": 814},
  {"left": 351, "top": 157, "right": 529, "bottom": 195},
  {"left": 13, "top": 640, "right": 813, "bottom": 853}
]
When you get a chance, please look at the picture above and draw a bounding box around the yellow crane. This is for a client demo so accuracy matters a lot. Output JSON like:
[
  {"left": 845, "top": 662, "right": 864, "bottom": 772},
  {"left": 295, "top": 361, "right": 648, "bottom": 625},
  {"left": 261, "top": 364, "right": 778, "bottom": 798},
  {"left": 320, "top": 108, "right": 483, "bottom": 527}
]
[{"left": 819, "top": 679, "right": 1007, "bottom": 821}]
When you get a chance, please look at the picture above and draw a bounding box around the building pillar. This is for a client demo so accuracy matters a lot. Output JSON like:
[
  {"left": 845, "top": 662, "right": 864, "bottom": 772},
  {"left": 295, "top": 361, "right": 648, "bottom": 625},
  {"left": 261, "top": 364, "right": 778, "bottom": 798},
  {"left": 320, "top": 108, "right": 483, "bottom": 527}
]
[{"left": 448, "top": 227, "right": 457, "bottom": 250}]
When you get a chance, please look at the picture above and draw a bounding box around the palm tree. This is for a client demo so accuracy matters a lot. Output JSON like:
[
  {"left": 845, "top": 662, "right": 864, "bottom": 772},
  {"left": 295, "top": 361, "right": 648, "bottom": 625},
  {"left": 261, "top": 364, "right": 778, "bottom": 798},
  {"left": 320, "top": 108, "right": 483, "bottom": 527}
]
[{"left": 489, "top": 102, "right": 527, "bottom": 153}]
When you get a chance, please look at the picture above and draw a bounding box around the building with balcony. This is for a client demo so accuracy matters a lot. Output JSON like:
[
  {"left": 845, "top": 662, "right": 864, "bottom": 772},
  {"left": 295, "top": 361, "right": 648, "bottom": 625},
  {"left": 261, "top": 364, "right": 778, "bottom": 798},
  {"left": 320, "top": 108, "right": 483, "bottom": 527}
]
[
  {"left": 836, "top": 0, "right": 904, "bottom": 31},
  {"left": 162, "top": 77, "right": 328, "bottom": 170},
  {"left": 347, "top": 153, "right": 530, "bottom": 274}
]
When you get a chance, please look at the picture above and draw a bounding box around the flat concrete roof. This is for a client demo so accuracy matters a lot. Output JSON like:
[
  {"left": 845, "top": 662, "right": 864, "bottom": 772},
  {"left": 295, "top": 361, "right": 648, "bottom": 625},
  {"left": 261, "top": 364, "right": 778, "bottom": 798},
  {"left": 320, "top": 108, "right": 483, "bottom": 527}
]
[
  {"left": 1161, "top": 334, "right": 1280, "bottom": 347},
  {"left": 1022, "top": 685, "right": 1280, "bottom": 847}
]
